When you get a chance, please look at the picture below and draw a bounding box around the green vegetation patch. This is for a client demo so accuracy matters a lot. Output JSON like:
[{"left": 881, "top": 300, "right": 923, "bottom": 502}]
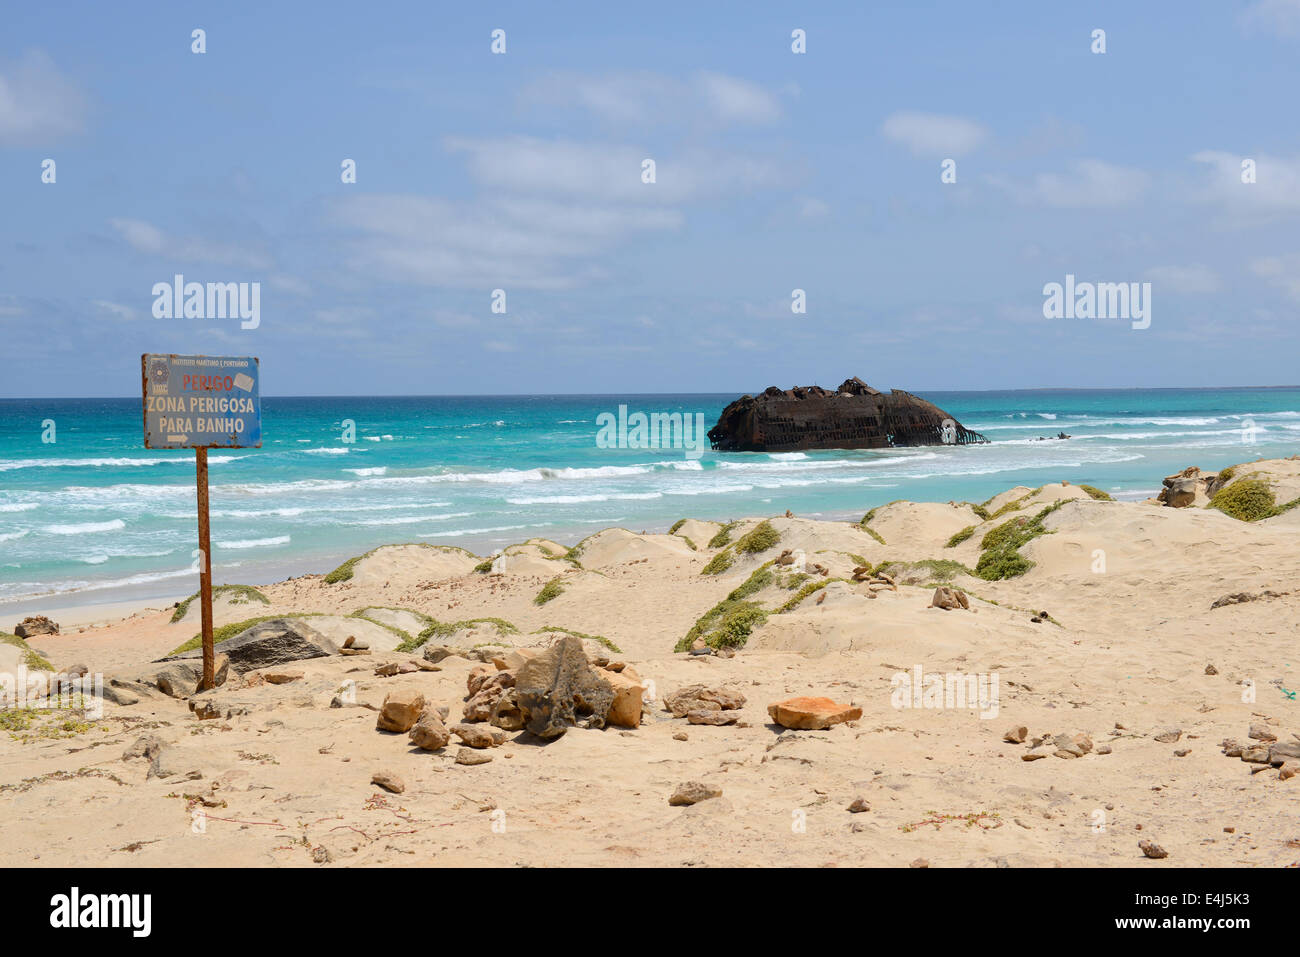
[
  {"left": 946, "top": 525, "right": 976, "bottom": 548},
  {"left": 0, "top": 632, "right": 53, "bottom": 671},
  {"left": 734, "top": 520, "right": 780, "bottom": 554},
  {"left": 1078, "top": 485, "right": 1113, "bottom": 502},
  {"left": 708, "top": 521, "right": 741, "bottom": 550},
  {"left": 973, "top": 502, "right": 1064, "bottom": 581},
  {"left": 170, "top": 584, "right": 269, "bottom": 623},
  {"left": 701, "top": 549, "right": 736, "bottom": 575},
  {"left": 875, "top": 559, "right": 974, "bottom": 584},
  {"left": 398, "top": 617, "right": 520, "bottom": 653},
  {"left": 669, "top": 519, "right": 687, "bottom": 534},
  {"left": 534, "top": 625, "right": 622, "bottom": 655},
  {"left": 676, "top": 564, "right": 775, "bottom": 651},
  {"left": 533, "top": 577, "right": 566, "bottom": 606},
  {"left": 1208, "top": 479, "right": 1280, "bottom": 522}
]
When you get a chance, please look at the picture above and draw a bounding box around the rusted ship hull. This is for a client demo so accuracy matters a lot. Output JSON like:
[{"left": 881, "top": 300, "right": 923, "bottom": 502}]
[{"left": 708, "top": 378, "right": 987, "bottom": 453}]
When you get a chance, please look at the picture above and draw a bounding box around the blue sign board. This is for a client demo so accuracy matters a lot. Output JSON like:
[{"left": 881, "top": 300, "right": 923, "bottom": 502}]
[{"left": 142, "top": 354, "right": 262, "bottom": 449}]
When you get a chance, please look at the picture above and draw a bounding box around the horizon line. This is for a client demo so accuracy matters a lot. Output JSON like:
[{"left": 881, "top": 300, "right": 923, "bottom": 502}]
[{"left": 3, "top": 383, "right": 1300, "bottom": 402}]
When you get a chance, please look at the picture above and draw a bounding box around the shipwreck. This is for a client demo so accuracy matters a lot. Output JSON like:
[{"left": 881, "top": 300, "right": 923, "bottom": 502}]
[{"left": 708, "top": 377, "right": 988, "bottom": 453}]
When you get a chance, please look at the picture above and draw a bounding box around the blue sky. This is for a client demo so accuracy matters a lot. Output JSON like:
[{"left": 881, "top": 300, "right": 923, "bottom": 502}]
[{"left": 2, "top": 0, "right": 1299, "bottom": 397}]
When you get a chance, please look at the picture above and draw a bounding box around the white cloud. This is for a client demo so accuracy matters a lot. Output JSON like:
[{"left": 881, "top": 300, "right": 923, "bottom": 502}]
[
  {"left": 91, "top": 299, "right": 139, "bottom": 320},
  {"left": 881, "top": 111, "right": 988, "bottom": 156},
  {"left": 109, "top": 218, "right": 274, "bottom": 270},
  {"left": 1250, "top": 254, "right": 1300, "bottom": 301},
  {"left": 1190, "top": 150, "right": 1300, "bottom": 217},
  {"left": 987, "top": 160, "right": 1150, "bottom": 207},
  {"left": 325, "top": 193, "right": 680, "bottom": 290},
  {"left": 445, "top": 135, "right": 783, "bottom": 203},
  {"left": 1241, "top": 0, "right": 1300, "bottom": 36},
  {"left": 520, "top": 70, "right": 782, "bottom": 127},
  {"left": 1143, "top": 265, "right": 1222, "bottom": 294},
  {"left": 0, "top": 50, "right": 86, "bottom": 145},
  {"left": 696, "top": 71, "right": 782, "bottom": 124}
]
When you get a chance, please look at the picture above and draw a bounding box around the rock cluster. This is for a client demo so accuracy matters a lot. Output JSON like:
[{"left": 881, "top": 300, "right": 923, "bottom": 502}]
[
  {"left": 1221, "top": 724, "right": 1300, "bottom": 779},
  {"left": 14, "top": 615, "right": 59, "bottom": 638},
  {"left": 664, "top": 684, "right": 746, "bottom": 725}
]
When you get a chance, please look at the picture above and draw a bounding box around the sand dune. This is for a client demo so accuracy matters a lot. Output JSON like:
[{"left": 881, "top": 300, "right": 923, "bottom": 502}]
[{"left": 3, "top": 458, "right": 1300, "bottom": 868}]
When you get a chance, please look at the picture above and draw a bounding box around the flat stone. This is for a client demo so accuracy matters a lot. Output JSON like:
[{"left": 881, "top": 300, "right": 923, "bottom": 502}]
[
  {"left": 455, "top": 747, "right": 493, "bottom": 766},
  {"left": 669, "top": 781, "right": 722, "bottom": 806},
  {"left": 664, "top": 684, "right": 745, "bottom": 717},
  {"left": 453, "top": 723, "right": 505, "bottom": 749},
  {"left": 686, "top": 709, "right": 740, "bottom": 726},
  {"left": 371, "top": 771, "right": 404, "bottom": 794},
  {"left": 767, "top": 696, "right": 862, "bottom": 730},
  {"left": 1153, "top": 727, "right": 1182, "bottom": 744},
  {"left": 1003, "top": 726, "right": 1028, "bottom": 744}
]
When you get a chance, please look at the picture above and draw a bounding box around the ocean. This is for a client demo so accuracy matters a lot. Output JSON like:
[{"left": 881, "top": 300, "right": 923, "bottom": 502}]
[{"left": 2, "top": 388, "right": 1298, "bottom": 611}]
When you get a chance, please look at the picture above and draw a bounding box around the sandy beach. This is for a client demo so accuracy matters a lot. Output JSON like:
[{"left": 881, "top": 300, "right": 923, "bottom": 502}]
[{"left": 3, "top": 455, "right": 1299, "bottom": 868}]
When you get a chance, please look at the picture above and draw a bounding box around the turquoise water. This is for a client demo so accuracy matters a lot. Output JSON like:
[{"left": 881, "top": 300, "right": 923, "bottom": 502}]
[{"left": 2, "top": 388, "right": 1298, "bottom": 609}]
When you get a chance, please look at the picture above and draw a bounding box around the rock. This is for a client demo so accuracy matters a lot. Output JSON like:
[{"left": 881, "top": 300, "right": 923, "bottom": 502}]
[
  {"left": 1152, "top": 727, "right": 1182, "bottom": 744},
  {"left": 605, "top": 669, "right": 645, "bottom": 728},
  {"left": 687, "top": 709, "right": 740, "bottom": 726},
  {"left": 1269, "top": 741, "right": 1300, "bottom": 764},
  {"left": 455, "top": 747, "right": 493, "bottom": 766},
  {"left": 376, "top": 690, "right": 425, "bottom": 733},
  {"left": 492, "top": 648, "right": 539, "bottom": 672},
  {"left": 423, "top": 645, "right": 462, "bottom": 664},
  {"left": 1174, "top": 748, "right": 1191, "bottom": 757},
  {"left": 1157, "top": 466, "right": 1204, "bottom": 508},
  {"left": 371, "top": 771, "right": 404, "bottom": 794},
  {"left": 1096, "top": 745, "right": 1112, "bottom": 755},
  {"left": 122, "top": 734, "right": 175, "bottom": 779},
  {"left": 1204, "top": 663, "right": 1218, "bottom": 675},
  {"left": 1280, "top": 762, "right": 1299, "bottom": 781},
  {"left": 672, "top": 732, "right": 688, "bottom": 741},
  {"left": 191, "top": 699, "right": 222, "bottom": 720},
  {"left": 1022, "top": 753, "right": 1047, "bottom": 761},
  {"left": 848, "top": 798, "right": 871, "bottom": 813},
  {"left": 1241, "top": 747, "right": 1271, "bottom": 763},
  {"left": 263, "top": 670, "right": 304, "bottom": 684},
  {"left": 1248, "top": 723, "right": 1277, "bottom": 741},
  {"left": 910, "top": 858, "right": 929, "bottom": 869},
  {"left": 929, "top": 586, "right": 969, "bottom": 611},
  {"left": 514, "top": 635, "right": 615, "bottom": 739},
  {"left": 14, "top": 615, "right": 59, "bottom": 638},
  {"left": 101, "top": 684, "right": 140, "bottom": 706},
  {"left": 165, "top": 618, "right": 338, "bottom": 672},
  {"left": 464, "top": 671, "right": 514, "bottom": 722},
  {"left": 397, "top": 661, "right": 419, "bottom": 674},
  {"left": 453, "top": 723, "right": 505, "bottom": 749},
  {"left": 488, "top": 688, "right": 527, "bottom": 731},
  {"left": 153, "top": 662, "right": 199, "bottom": 699},
  {"left": 375, "top": 663, "right": 401, "bottom": 677},
  {"left": 408, "top": 710, "right": 450, "bottom": 751},
  {"left": 1003, "top": 726, "right": 1028, "bottom": 744},
  {"left": 1221, "top": 740, "right": 1244, "bottom": 757},
  {"left": 663, "top": 684, "right": 745, "bottom": 717},
  {"left": 767, "top": 696, "right": 862, "bottom": 730},
  {"left": 669, "top": 781, "right": 722, "bottom": 806},
  {"left": 1138, "top": 840, "right": 1168, "bottom": 860},
  {"left": 339, "top": 648, "right": 371, "bottom": 657}
]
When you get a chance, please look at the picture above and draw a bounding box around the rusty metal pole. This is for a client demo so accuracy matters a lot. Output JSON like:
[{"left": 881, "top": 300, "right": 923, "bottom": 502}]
[{"left": 196, "top": 446, "right": 215, "bottom": 691}]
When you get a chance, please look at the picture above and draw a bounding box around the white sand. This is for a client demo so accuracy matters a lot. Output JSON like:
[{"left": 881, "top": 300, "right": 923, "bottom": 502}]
[{"left": 3, "top": 458, "right": 1300, "bottom": 868}]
